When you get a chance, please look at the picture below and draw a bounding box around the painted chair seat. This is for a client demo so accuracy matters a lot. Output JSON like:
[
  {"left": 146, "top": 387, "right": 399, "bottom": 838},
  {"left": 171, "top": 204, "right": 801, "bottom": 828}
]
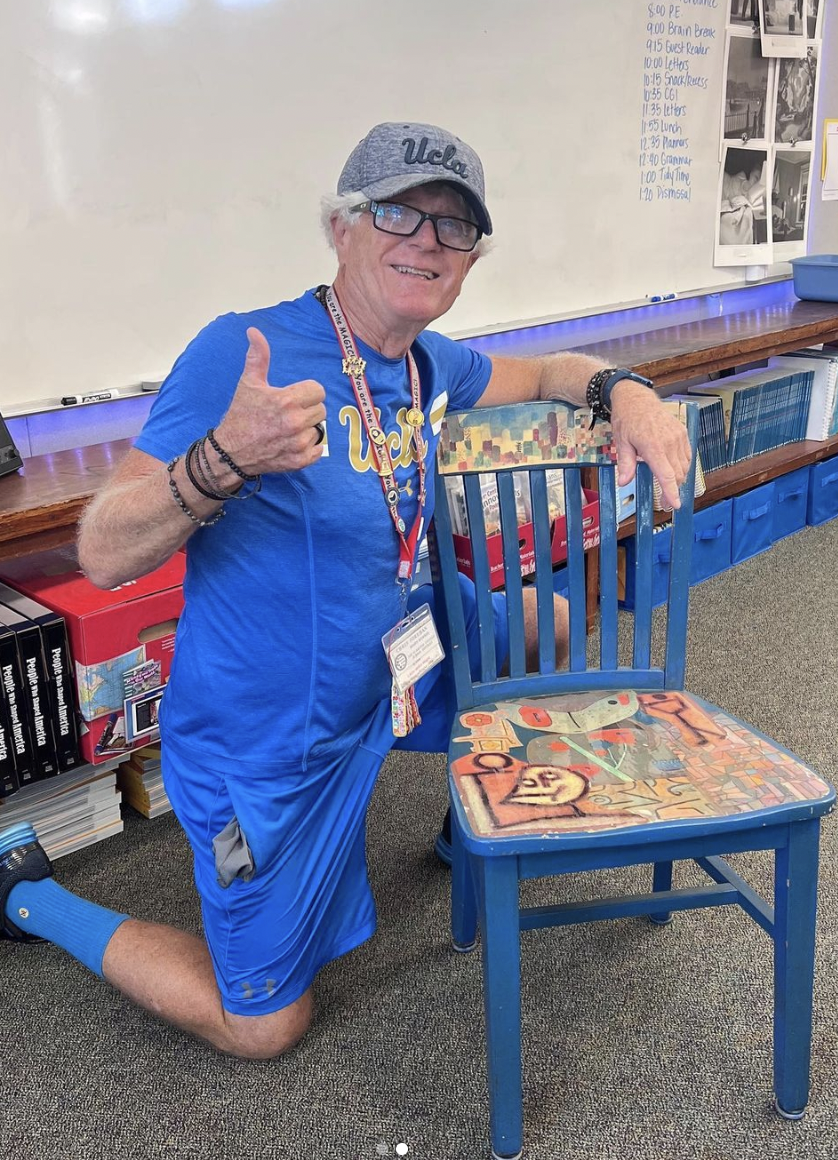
[{"left": 450, "top": 690, "right": 832, "bottom": 844}]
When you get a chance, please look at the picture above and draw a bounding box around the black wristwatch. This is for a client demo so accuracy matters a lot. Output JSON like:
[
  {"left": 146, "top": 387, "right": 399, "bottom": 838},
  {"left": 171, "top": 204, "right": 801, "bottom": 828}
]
[{"left": 586, "top": 368, "right": 654, "bottom": 426}]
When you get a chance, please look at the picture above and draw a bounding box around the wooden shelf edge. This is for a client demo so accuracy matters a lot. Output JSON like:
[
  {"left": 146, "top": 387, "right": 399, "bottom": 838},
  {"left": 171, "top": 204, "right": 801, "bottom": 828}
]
[
  {"left": 634, "top": 322, "right": 838, "bottom": 385},
  {"left": 0, "top": 497, "right": 89, "bottom": 547},
  {"left": 696, "top": 437, "right": 838, "bottom": 507}
]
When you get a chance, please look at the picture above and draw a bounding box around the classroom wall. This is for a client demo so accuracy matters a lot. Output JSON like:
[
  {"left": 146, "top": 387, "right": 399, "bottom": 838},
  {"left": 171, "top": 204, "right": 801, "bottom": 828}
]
[{"left": 4, "top": 0, "right": 837, "bottom": 416}]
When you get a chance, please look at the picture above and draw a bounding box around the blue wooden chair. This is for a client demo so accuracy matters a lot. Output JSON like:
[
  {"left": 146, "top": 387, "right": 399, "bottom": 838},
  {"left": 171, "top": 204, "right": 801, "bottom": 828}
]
[{"left": 430, "top": 401, "right": 834, "bottom": 1160}]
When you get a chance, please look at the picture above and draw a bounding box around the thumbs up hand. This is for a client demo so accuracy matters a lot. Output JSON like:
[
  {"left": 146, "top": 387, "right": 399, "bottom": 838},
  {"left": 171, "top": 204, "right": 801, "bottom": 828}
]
[{"left": 213, "top": 328, "right": 327, "bottom": 476}]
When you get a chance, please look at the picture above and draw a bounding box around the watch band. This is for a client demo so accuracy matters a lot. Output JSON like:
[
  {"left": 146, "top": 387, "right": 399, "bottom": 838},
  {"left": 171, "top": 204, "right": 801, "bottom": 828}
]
[
  {"left": 603, "top": 369, "right": 654, "bottom": 411},
  {"left": 586, "top": 367, "right": 654, "bottom": 426}
]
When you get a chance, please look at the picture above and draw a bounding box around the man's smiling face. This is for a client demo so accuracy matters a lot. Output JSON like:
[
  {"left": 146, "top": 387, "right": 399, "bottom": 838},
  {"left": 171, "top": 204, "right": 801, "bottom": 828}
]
[{"left": 332, "top": 182, "right": 479, "bottom": 341}]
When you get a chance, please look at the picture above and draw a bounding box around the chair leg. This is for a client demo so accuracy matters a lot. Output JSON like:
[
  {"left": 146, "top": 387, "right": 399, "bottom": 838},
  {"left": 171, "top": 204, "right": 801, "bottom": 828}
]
[
  {"left": 451, "top": 812, "right": 477, "bottom": 952},
  {"left": 649, "top": 861, "right": 674, "bottom": 926},
  {"left": 773, "top": 818, "right": 820, "bottom": 1120},
  {"left": 475, "top": 857, "right": 524, "bottom": 1160}
]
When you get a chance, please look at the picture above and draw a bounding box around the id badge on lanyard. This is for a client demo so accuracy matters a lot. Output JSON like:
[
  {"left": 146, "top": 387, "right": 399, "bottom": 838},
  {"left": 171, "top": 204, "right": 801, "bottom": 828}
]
[{"left": 382, "top": 603, "right": 445, "bottom": 738}]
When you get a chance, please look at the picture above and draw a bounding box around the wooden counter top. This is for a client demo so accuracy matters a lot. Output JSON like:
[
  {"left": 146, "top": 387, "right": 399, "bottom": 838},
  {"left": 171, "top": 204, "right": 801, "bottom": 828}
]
[
  {"left": 572, "top": 297, "right": 838, "bottom": 385},
  {"left": 0, "top": 439, "right": 131, "bottom": 560}
]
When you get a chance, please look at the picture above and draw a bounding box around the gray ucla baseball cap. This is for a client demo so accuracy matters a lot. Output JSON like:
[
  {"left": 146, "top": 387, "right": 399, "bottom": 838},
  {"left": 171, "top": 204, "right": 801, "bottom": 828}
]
[{"left": 338, "top": 121, "right": 492, "bottom": 236}]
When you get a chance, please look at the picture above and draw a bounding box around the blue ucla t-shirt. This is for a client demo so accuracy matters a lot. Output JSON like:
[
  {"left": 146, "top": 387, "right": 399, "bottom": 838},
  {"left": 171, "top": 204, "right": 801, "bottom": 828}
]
[{"left": 134, "top": 289, "right": 492, "bottom": 773}]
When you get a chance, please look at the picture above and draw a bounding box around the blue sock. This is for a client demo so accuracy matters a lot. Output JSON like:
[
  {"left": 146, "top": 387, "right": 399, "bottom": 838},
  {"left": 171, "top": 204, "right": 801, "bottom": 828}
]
[{"left": 5, "top": 878, "right": 129, "bottom": 978}]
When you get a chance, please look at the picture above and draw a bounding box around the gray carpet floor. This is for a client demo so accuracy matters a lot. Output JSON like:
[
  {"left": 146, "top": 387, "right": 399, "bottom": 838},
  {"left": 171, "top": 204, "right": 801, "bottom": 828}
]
[{"left": 2, "top": 521, "right": 838, "bottom": 1160}]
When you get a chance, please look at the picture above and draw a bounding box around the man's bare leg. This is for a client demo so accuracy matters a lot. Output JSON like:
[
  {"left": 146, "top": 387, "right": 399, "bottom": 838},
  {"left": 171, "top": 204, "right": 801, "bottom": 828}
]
[
  {"left": 102, "top": 919, "right": 312, "bottom": 1059},
  {"left": 1, "top": 827, "right": 310, "bottom": 1061}
]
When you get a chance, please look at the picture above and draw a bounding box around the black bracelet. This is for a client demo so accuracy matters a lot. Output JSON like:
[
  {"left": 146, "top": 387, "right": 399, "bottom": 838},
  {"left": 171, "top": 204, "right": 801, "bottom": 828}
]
[
  {"left": 205, "top": 428, "right": 260, "bottom": 482},
  {"left": 197, "top": 438, "right": 262, "bottom": 500},
  {"left": 586, "top": 367, "right": 655, "bottom": 427},
  {"left": 184, "top": 440, "right": 232, "bottom": 501},
  {"left": 167, "top": 457, "right": 225, "bottom": 527},
  {"left": 586, "top": 367, "right": 618, "bottom": 426}
]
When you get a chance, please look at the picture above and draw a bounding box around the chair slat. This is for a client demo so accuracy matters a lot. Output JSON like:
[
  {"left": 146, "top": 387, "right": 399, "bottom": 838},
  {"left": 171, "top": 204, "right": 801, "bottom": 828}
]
[
  {"left": 665, "top": 405, "right": 699, "bottom": 687},
  {"left": 498, "top": 472, "right": 526, "bottom": 678},
  {"left": 632, "top": 463, "right": 654, "bottom": 669},
  {"left": 463, "top": 474, "right": 499, "bottom": 682},
  {"left": 564, "top": 471, "right": 587, "bottom": 672},
  {"left": 428, "top": 483, "right": 475, "bottom": 708},
  {"left": 529, "top": 470, "right": 556, "bottom": 675},
  {"left": 597, "top": 465, "right": 619, "bottom": 670}
]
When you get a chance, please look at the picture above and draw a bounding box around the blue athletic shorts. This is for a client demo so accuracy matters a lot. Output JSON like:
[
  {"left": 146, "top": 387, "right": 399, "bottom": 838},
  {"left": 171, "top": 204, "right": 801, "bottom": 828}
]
[{"left": 160, "top": 576, "right": 508, "bottom": 1017}]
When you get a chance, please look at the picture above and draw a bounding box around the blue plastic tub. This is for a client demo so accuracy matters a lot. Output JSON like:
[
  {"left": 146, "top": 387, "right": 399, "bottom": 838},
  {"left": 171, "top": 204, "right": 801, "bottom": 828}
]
[{"left": 791, "top": 255, "right": 838, "bottom": 303}]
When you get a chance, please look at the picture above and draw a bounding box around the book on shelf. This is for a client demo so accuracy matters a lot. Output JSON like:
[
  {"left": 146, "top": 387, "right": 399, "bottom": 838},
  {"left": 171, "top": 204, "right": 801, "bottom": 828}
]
[
  {"left": 667, "top": 394, "right": 727, "bottom": 474},
  {"left": 653, "top": 399, "right": 707, "bottom": 512},
  {"left": 0, "top": 604, "right": 52, "bottom": 788},
  {"left": 0, "top": 757, "right": 124, "bottom": 861},
  {"left": 117, "top": 744, "right": 171, "bottom": 820},
  {"left": 767, "top": 350, "right": 838, "bottom": 441},
  {"left": 0, "top": 616, "right": 25, "bottom": 798},
  {"left": 689, "top": 368, "right": 813, "bottom": 465},
  {"left": 0, "top": 581, "right": 81, "bottom": 774}
]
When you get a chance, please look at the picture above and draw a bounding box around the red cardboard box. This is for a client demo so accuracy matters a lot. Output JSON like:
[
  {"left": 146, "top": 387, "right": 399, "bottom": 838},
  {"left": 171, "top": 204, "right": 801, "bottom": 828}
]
[
  {"left": 0, "top": 547, "right": 184, "bottom": 765},
  {"left": 453, "top": 489, "right": 600, "bottom": 590}
]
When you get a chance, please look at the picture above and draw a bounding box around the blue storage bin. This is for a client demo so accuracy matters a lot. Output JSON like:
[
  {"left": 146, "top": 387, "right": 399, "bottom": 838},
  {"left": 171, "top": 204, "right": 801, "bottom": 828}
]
[
  {"left": 807, "top": 456, "right": 838, "bottom": 526},
  {"left": 691, "top": 499, "right": 733, "bottom": 584},
  {"left": 732, "top": 482, "right": 775, "bottom": 564},
  {"left": 791, "top": 255, "right": 838, "bottom": 303},
  {"left": 772, "top": 466, "right": 809, "bottom": 541},
  {"left": 553, "top": 565, "right": 569, "bottom": 598},
  {"left": 619, "top": 525, "right": 672, "bottom": 610},
  {"left": 616, "top": 480, "right": 637, "bottom": 524}
]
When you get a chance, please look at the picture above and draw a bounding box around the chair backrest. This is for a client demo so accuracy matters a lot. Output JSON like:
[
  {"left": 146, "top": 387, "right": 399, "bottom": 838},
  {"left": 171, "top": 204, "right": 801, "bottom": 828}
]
[{"left": 430, "top": 400, "right": 699, "bottom": 711}]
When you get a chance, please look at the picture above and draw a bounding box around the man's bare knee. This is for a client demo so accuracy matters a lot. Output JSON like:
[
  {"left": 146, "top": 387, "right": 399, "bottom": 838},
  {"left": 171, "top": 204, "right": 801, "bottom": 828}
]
[
  {"left": 220, "top": 989, "right": 313, "bottom": 1060},
  {"left": 522, "top": 588, "right": 569, "bottom": 670}
]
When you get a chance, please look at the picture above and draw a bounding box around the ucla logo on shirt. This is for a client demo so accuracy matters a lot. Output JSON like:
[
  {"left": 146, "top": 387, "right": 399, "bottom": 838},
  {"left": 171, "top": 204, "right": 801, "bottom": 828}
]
[{"left": 340, "top": 393, "right": 448, "bottom": 475}]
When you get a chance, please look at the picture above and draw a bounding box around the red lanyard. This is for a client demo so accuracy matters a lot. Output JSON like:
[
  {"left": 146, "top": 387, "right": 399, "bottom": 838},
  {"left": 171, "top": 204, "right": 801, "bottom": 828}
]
[{"left": 323, "top": 286, "right": 426, "bottom": 584}]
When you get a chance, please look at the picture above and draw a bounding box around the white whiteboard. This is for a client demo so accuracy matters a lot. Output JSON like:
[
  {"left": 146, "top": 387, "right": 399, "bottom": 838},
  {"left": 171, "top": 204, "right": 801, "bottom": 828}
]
[{"left": 1, "top": 0, "right": 837, "bottom": 411}]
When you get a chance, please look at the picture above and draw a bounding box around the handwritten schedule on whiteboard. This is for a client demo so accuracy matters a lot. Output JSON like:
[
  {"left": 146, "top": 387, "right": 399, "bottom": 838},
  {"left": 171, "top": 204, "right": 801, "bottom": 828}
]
[{"left": 640, "top": 1, "right": 722, "bottom": 204}]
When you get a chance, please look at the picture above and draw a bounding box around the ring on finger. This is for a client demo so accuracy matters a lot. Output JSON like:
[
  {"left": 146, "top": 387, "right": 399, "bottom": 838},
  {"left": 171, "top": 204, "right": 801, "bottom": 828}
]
[{"left": 314, "top": 421, "right": 326, "bottom": 445}]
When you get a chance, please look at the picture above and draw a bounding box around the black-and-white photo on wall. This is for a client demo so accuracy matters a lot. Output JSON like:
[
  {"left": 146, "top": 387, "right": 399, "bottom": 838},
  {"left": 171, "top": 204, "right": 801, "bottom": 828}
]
[
  {"left": 772, "top": 147, "right": 812, "bottom": 258},
  {"left": 760, "top": 0, "right": 809, "bottom": 57},
  {"left": 728, "top": 0, "right": 760, "bottom": 27},
  {"left": 805, "top": 0, "right": 823, "bottom": 38},
  {"left": 721, "top": 31, "right": 772, "bottom": 153},
  {"left": 715, "top": 144, "right": 772, "bottom": 266},
  {"left": 773, "top": 45, "right": 818, "bottom": 145}
]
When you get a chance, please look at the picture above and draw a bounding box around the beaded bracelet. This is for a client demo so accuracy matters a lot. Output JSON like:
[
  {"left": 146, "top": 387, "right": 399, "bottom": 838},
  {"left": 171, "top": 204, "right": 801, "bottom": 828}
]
[
  {"left": 205, "top": 428, "right": 260, "bottom": 482},
  {"left": 167, "top": 457, "right": 225, "bottom": 527},
  {"left": 184, "top": 440, "right": 232, "bottom": 501},
  {"left": 197, "top": 437, "right": 262, "bottom": 500}
]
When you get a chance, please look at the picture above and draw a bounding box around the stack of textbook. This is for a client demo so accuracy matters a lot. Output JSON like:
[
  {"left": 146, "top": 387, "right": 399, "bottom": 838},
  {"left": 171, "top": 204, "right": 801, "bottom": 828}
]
[
  {"left": 767, "top": 349, "right": 838, "bottom": 442},
  {"left": 0, "top": 757, "right": 124, "bottom": 860},
  {"left": 687, "top": 367, "right": 814, "bottom": 466},
  {"left": 116, "top": 745, "right": 171, "bottom": 819},
  {"left": 667, "top": 394, "right": 727, "bottom": 473}
]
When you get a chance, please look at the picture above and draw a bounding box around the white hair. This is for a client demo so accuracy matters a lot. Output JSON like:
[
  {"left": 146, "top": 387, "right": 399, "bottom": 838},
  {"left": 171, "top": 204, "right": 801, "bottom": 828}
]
[{"left": 319, "top": 188, "right": 493, "bottom": 258}]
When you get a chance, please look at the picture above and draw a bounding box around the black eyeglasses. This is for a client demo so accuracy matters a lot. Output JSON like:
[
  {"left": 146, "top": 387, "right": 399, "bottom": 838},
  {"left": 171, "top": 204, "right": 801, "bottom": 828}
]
[{"left": 352, "top": 200, "right": 481, "bottom": 252}]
